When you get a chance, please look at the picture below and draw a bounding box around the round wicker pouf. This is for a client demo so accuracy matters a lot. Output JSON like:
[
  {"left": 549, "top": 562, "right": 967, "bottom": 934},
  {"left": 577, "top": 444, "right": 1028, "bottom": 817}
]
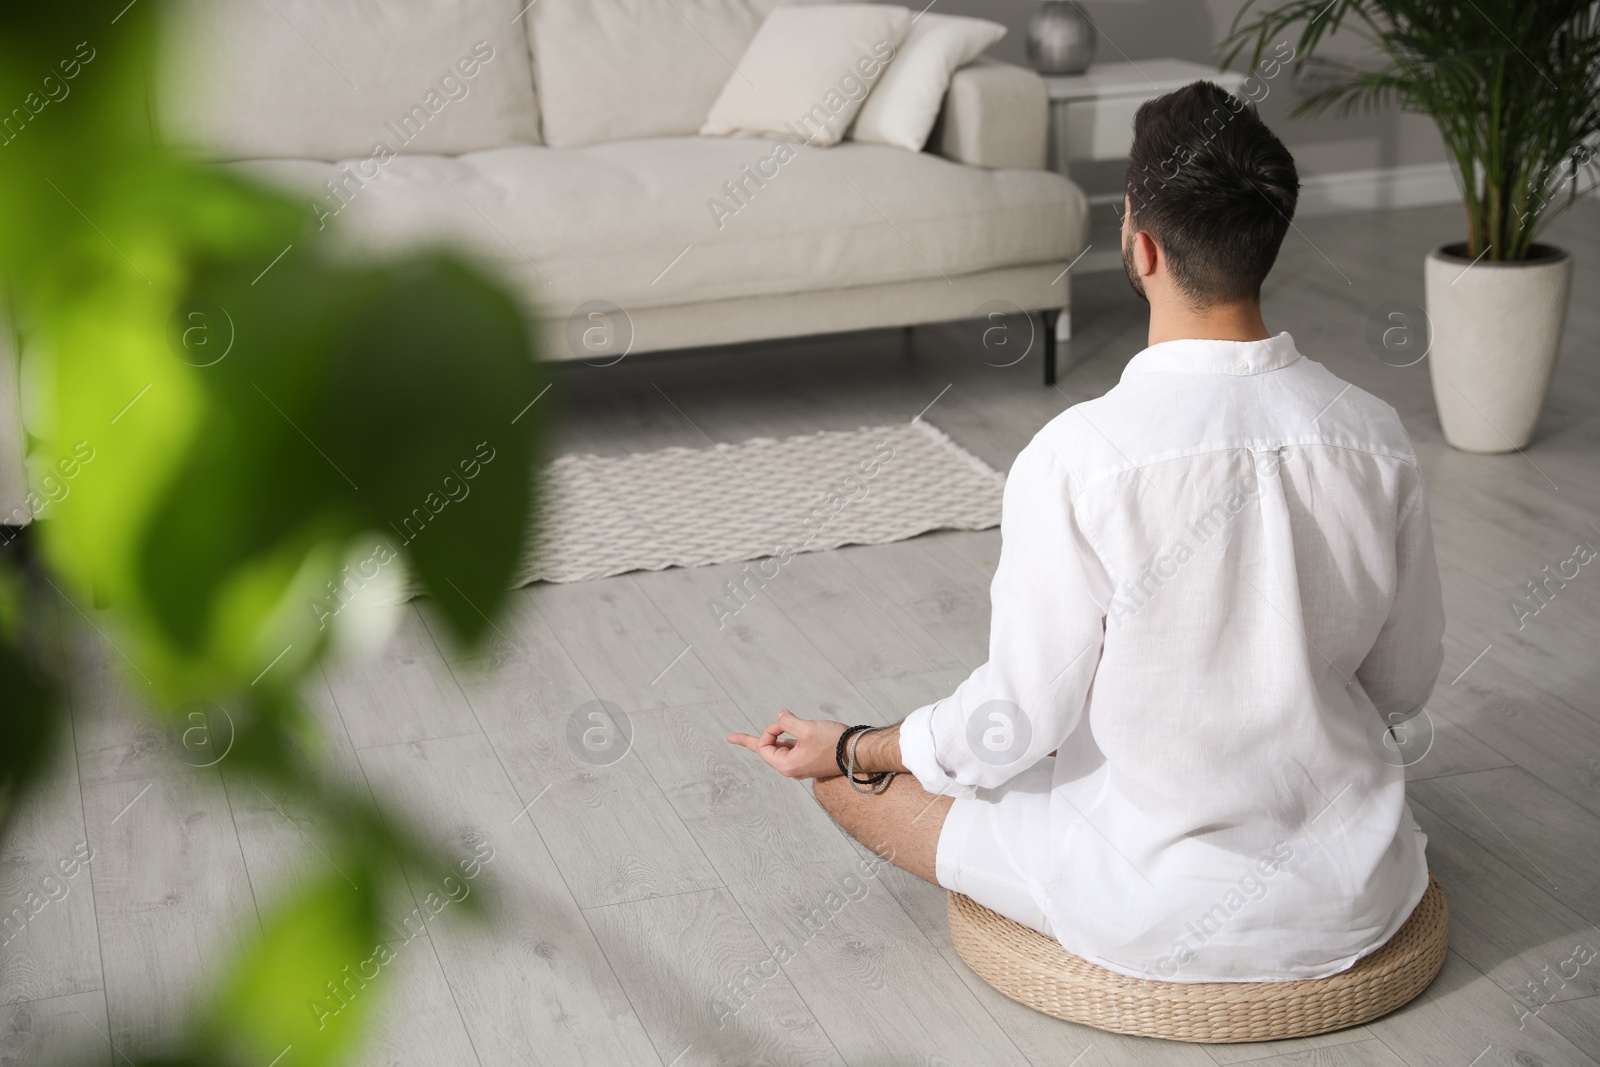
[{"left": 948, "top": 874, "right": 1449, "bottom": 1043}]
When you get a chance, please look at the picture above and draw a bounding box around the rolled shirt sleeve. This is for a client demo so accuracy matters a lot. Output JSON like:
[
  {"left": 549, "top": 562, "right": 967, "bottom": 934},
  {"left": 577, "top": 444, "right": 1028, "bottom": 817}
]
[{"left": 899, "top": 438, "right": 1111, "bottom": 795}]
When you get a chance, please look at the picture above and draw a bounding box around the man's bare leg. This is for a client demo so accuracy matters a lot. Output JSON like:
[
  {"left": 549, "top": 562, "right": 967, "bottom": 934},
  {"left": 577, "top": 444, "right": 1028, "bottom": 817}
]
[{"left": 812, "top": 772, "right": 955, "bottom": 884}]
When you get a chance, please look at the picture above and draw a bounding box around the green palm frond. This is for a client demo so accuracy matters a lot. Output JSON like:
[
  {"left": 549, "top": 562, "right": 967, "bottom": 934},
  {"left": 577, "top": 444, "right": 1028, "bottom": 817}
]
[{"left": 1223, "top": 0, "right": 1600, "bottom": 260}]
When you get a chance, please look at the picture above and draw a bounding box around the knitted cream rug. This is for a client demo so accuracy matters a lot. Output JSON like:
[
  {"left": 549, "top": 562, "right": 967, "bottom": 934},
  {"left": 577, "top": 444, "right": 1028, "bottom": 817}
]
[{"left": 518, "top": 418, "right": 1004, "bottom": 584}]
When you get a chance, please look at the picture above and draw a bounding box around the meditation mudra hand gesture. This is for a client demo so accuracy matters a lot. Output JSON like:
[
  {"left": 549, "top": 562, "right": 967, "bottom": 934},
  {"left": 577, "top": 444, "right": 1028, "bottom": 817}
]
[{"left": 727, "top": 710, "right": 904, "bottom": 781}]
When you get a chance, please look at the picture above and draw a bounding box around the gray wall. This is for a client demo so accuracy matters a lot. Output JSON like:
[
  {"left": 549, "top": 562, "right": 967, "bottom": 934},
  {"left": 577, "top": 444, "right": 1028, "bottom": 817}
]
[{"left": 941, "top": 0, "right": 1448, "bottom": 196}]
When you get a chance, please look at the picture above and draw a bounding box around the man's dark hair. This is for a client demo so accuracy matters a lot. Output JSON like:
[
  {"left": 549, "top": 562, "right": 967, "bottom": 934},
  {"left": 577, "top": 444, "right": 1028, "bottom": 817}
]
[{"left": 1124, "top": 81, "right": 1300, "bottom": 307}]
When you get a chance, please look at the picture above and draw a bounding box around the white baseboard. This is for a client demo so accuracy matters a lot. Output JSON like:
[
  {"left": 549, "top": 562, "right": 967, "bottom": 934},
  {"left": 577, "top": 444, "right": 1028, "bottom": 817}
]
[{"left": 1294, "top": 161, "right": 1460, "bottom": 217}]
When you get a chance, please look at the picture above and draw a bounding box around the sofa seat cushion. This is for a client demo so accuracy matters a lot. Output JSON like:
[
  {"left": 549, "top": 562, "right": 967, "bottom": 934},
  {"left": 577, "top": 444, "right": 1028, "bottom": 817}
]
[{"left": 239, "top": 137, "right": 1087, "bottom": 316}]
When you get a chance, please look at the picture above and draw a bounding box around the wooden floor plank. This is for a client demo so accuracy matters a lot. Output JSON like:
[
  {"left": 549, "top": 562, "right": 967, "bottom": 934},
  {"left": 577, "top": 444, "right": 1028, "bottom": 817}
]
[
  {"left": 338, "top": 933, "right": 484, "bottom": 1067},
  {"left": 848, "top": 670, "right": 964, "bottom": 728},
  {"left": 727, "top": 858, "right": 1036, "bottom": 1067},
  {"left": 1362, "top": 950, "right": 1600, "bottom": 1067},
  {"left": 585, "top": 887, "right": 844, "bottom": 1067},
  {"left": 935, "top": 526, "right": 1002, "bottom": 587},
  {"left": 1409, "top": 768, "right": 1600, "bottom": 923},
  {"left": 82, "top": 771, "right": 257, "bottom": 1060},
  {"left": 65, "top": 627, "right": 194, "bottom": 788},
  {"left": 323, "top": 605, "right": 482, "bottom": 750},
  {"left": 221, "top": 670, "right": 422, "bottom": 935},
  {"left": 1409, "top": 797, "right": 1599, "bottom": 1007},
  {"left": 1205, "top": 1030, "right": 1384, "bottom": 1066},
  {"left": 532, "top": 574, "right": 728, "bottom": 711},
  {"left": 632, "top": 564, "right": 870, "bottom": 722},
  {"left": 1424, "top": 651, "right": 1600, "bottom": 817},
  {"left": 759, "top": 547, "right": 962, "bottom": 682},
  {"left": 1535, "top": 995, "right": 1600, "bottom": 1062},
  {"left": 424, "top": 595, "right": 723, "bottom": 909},
  {"left": 1429, "top": 552, "right": 1600, "bottom": 729},
  {"left": 631, "top": 701, "right": 861, "bottom": 890},
  {"left": 357, "top": 732, "right": 659, "bottom": 1066},
  {"left": 0, "top": 989, "right": 114, "bottom": 1067},
  {"left": 829, "top": 537, "right": 995, "bottom": 674},
  {"left": 1224, "top": 1039, "right": 1408, "bottom": 1066}
]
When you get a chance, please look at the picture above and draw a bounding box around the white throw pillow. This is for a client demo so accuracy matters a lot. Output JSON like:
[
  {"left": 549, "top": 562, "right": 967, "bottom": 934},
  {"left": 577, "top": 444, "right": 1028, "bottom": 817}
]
[
  {"left": 700, "top": 4, "right": 911, "bottom": 147},
  {"left": 850, "top": 13, "right": 1006, "bottom": 152}
]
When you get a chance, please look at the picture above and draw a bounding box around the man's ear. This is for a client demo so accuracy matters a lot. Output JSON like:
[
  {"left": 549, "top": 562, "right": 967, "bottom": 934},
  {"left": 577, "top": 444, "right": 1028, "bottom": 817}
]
[{"left": 1133, "top": 230, "right": 1159, "bottom": 278}]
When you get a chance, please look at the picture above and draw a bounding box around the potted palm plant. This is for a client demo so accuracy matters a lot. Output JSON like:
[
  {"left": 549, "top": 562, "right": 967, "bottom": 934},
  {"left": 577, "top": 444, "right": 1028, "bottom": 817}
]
[{"left": 1225, "top": 1, "right": 1599, "bottom": 453}]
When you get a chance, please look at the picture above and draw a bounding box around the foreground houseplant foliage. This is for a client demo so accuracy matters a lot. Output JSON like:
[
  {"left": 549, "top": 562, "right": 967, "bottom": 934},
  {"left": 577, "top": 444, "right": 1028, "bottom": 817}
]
[
  {"left": 0, "top": 3, "right": 545, "bottom": 1064},
  {"left": 1226, "top": 0, "right": 1598, "bottom": 452}
]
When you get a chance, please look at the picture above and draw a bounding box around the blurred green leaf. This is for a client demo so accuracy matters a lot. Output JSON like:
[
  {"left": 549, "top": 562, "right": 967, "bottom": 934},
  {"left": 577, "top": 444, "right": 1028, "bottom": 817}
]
[
  {"left": 134, "top": 253, "right": 544, "bottom": 680},
  {"left": 3, "top": 1, "right": 545, "bottom": 705},
  {"left": 1, "top": 4, "right": 542, "bottom": 1064},
  {"left": 207, "top": 869, "right": 385, "bottom": 1067}
]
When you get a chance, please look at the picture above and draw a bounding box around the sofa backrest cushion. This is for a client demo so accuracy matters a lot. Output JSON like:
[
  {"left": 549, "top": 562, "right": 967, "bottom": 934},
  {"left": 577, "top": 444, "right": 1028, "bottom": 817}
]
[
  {"left": 159, "top": 0, "right": 542, "bottom": 161},
  {"left": 528, "top": 0, "right": 843, "bottom": 148}
]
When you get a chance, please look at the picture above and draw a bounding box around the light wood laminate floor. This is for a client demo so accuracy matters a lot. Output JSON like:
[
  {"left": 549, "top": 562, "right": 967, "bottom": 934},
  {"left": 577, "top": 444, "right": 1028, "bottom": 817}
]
[{"left": 6, "top": 201, "right": 1599, "bottom": 1066}]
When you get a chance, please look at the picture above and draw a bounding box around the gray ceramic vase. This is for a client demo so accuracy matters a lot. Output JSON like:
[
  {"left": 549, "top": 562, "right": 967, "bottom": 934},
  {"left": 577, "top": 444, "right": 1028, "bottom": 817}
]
[{"left": 1027, "top": 1, "right": 1096, "bottom": 76}]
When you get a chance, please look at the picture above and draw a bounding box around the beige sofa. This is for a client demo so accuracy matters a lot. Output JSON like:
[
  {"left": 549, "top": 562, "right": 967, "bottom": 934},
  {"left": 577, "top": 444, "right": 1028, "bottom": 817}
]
[{"left": 0, "top": 0, "right": 1088, "bottom": 528}]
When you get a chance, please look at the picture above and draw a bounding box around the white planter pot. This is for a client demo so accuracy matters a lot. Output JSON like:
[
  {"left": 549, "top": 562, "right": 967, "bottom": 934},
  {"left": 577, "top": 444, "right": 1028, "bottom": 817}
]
[{"left": 1424, "top": 243, "right": 1572, "bottom": 453}]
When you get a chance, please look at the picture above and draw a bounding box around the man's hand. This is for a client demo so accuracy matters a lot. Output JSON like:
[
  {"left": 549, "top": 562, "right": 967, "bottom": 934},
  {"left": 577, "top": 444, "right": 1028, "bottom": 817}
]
[{"left": 727, "top": 710, "right": 847, "bottom": 779}]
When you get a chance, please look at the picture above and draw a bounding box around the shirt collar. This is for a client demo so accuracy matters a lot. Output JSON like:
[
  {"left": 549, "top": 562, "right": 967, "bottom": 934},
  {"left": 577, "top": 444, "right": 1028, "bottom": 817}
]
[{"left": 1120, "top": 332, "right": 1303, "bottom": 381}]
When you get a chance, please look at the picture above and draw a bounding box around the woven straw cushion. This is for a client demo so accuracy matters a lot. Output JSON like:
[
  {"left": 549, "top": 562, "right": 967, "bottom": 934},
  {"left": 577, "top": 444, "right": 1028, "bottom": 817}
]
[{"left": 948, "top": 873, "right": 1449, "bottom": 1043}]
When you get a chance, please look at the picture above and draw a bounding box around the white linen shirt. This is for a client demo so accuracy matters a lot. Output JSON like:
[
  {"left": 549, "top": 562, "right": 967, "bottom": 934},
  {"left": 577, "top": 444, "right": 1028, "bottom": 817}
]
[{"left": 899, "top": 332, "right": 1443, "bottom": 982}]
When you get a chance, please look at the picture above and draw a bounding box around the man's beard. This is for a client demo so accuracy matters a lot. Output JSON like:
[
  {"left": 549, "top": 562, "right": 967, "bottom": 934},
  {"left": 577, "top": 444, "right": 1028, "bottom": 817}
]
[{"left": 1122, "top": 227, "right": 1147, "bottom": 303}]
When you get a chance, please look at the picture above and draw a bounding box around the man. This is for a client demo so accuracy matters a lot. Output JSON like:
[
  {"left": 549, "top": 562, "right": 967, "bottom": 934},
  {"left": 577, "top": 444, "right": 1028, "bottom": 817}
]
[{"left": 729, "top": 81, "right": 1444, "bottom": 982}]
